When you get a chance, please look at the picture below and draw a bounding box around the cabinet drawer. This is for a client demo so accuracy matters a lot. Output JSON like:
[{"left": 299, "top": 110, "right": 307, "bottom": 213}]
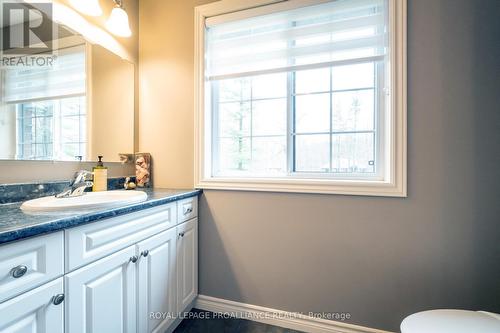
[
  {"left": 0, "top": 231, "right": 64, "bottom": 303},
  {"left": 65, "top": 203, "right": 176, "bottom": 272},
  {"left": 177, "top": 197, "right": 198, "bottom": 224}
]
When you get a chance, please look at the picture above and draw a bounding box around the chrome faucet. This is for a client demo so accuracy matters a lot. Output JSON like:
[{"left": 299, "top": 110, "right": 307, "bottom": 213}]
[{"left": 56, "top": 170, "right": 94, "bottom": 198}]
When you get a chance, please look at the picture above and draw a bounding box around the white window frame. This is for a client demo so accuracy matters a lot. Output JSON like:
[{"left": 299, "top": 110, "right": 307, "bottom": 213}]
[{"left": 194, "top": 0, "right": 407, "bottom": 197}]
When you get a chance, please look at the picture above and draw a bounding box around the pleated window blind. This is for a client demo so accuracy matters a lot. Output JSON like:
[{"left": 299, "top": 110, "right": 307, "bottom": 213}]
[
  {"left": 206, "top": 0, "right": 387, "bottom": 81},
  {"left": 3, "top": 45, "right": 86, "bottom": 104}
]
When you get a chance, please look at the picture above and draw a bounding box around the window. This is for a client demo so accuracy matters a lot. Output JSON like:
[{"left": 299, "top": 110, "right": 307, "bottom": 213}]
[
  {"left": 195, "top": 0, "right": 407, "bottom": 196},
  {"left": 16, "top": 97, "right": 87, "bottom": 160},
  {"left": 3, "top": 45, "right": 87, "bottom": 161}
]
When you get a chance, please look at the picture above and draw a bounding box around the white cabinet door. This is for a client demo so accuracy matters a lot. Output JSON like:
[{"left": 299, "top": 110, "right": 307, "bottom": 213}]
[
  {"left": 137, "top": 228, "right": 177, "bottom": 333},
  {"left": 65, "top": 245, "right": 137, "bottom": 333},
  {"left": 176, "top": 218, "right": 198, "bottom": 312},
  {"left": 0, "top": 278, "right": 64, "bottom": 333}
]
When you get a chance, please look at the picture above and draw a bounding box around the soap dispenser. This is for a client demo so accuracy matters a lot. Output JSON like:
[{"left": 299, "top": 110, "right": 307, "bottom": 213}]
[{"left": 92, "top": 156, "right": 108, "bottom": 192}]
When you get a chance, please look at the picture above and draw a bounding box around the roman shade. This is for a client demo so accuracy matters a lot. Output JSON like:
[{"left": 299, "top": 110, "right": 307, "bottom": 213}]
[
  {"left": 2, "top": 45, "right": 86, "bottom": 104},
  {"left": 205, "top": 0, "right": 388, "bottom": 81}
]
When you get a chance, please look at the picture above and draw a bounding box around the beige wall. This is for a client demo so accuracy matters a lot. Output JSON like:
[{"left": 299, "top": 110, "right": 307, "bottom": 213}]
[
  {"left": 0, "top": 0, "right": 139, "bottom": 184},
  {"left": 139, "top": 0, "right": 216, "bottom": 188},
  {"left": 89, "top": 44, "right": 135, "bottom": 161}
]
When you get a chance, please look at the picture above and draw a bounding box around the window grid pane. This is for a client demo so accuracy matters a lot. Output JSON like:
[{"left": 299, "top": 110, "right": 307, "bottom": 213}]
[
  {"left": 292, "top": 61, "right": 377, "bottom": 174},
  {"left": 213, "top": 72, "right": 288, "bottom": 176}
]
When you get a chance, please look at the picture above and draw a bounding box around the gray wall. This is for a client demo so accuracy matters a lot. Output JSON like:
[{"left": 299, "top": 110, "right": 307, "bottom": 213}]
[{"left": 198, "top": 0, "right": 500, "bottom": 331}]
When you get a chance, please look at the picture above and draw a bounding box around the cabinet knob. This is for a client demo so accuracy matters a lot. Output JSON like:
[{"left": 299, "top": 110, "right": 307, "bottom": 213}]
[
  {"left": 129, "top": 255, "right": 139, "bottom": 263},
  {"left": 52, "top": 294, "right": 65, "bottom": 305},
  {"left": 11, "top": 265, "right": 28, "bottom": 278},
  {"left": 184, "top": 207, "right": 193, "bottom": 215},
  {"left": 141, "top": 250, "right": 149, "bottom": 257},
  {"left": 179, "top": 232, "right": 185, "bottom": 238}
]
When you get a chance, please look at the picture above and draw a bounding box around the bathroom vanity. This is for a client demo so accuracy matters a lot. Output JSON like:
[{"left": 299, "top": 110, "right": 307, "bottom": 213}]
[
  {"left": 0, "top": 189, "right": 201, "bottom": 333},
  {"left": 0, "top": 1, "right": 197, "bottom": 332}
]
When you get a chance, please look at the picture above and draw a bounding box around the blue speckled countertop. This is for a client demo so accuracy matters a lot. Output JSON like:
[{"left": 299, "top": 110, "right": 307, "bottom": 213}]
[{"left": 0, "top": 189, "right": 202, "bottom": 245}]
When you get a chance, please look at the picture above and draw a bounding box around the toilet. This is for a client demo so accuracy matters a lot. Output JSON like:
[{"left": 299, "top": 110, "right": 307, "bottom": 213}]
[{"left": 401, "top": 309, "right": 500, "bottom": 333}]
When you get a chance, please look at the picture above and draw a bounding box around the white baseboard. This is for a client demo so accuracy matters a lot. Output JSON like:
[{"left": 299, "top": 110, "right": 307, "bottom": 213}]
[{"left": 195, "top": 295, "right": 394, "bottom": 333}]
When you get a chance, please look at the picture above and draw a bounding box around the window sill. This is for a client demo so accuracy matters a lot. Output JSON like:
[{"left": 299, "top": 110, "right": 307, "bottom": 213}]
[{"left": 196, "top": 177, "right": 407, "bottom": 197}]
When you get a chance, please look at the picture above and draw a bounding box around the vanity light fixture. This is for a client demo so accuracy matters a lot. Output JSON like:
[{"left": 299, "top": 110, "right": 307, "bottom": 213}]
[
  {"left": 106, "top": 0, "right": 132, "bottom": 37},
  {"left": 69, "top": 0, "right": 103, "bottom": 16}
]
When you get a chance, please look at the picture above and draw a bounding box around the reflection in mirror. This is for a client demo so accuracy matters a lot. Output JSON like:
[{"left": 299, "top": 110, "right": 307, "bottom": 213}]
[
  {"left": 0, "top": 6, "right": 134, "bottom": 162},
  {"left": 1, "top": 45, "right": 87, "bottom": 161}
]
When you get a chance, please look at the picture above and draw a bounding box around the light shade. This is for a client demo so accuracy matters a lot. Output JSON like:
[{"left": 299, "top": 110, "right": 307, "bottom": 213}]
[
  {"left": 69, "top": 0, "right": 103, "bottom": 16},
  {"left": 106, "top": 6, "right": 132, "bottom": 37}
]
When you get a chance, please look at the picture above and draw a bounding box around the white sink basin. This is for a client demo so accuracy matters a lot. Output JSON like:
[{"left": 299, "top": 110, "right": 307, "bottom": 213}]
[{"left": 21, "top": 190, "right": 148, "bottom": 213}]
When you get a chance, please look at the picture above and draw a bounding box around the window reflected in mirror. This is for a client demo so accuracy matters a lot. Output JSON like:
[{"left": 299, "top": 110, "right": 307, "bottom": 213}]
[
  {"left": 16, "top": 96, "right": 87, "bottom": 160},
  {"left": 6, "top": 45, "right": 87, "bottom": 161}
]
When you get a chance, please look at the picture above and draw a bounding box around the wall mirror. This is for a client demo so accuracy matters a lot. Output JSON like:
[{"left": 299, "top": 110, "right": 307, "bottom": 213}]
[{"left": 0, "top": 2, "right": 135, "bottom": 163}]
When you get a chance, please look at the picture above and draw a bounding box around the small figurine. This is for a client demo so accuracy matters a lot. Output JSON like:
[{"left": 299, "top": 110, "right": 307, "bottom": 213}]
[{"left": 135, "top": 153, "right": 151, "bottom": 188}]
